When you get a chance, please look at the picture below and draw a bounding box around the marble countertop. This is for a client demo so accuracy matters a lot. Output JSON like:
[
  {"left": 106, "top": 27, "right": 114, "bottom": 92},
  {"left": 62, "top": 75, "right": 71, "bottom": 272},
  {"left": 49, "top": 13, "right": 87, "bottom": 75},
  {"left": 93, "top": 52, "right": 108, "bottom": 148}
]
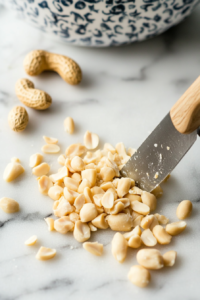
[{"left": 1, "top": 4, "right": 200, "bottom": 300}]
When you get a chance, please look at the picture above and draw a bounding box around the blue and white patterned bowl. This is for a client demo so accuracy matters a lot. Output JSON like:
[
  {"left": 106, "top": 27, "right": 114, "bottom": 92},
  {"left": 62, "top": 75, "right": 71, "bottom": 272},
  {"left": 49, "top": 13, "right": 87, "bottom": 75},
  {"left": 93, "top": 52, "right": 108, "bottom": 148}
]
[{"left": 3, "top": 0, "right": 199, "bottom": 46}]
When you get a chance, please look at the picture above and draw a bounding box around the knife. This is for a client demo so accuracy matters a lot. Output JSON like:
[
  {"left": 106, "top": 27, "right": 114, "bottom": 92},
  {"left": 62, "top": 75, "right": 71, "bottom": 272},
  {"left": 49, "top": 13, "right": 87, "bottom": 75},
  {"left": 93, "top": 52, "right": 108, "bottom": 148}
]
[{"left": 120, "top": 76, "right": 200, "bottom": 192}]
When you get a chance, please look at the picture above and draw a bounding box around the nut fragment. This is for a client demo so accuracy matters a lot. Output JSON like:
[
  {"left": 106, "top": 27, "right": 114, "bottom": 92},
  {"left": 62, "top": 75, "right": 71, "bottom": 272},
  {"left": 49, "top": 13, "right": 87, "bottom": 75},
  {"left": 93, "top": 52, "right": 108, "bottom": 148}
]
[
  {"left": 101, "top": 191, "right": 114, "bottom": 209},
  {"left": 128, "top": 265, "right": 150, "bottom": 288},
  {"left": 78, "top": 179, "right": 91, "bottom": 193},
  {"left": 100, "top": 167, "right": 115, "bottom": 182},
  {"left": 32, "top": 163, "right": 50, "bottom": 177},
  {"left": 141, "top": 229, "right": 157, "bottom": 247},
  {"left": 64, "top": 188, "right": 80, "bottom": 204},
  {"left": 117, "top": 178, "right": 131, "bottom": 198},
  {"left": 176, "top": 200, "right": 192, "bottom": 220},
  {"left": 42, "top": 144, "right": 60, "bottom": 154},
  {"left": 112, "top": 232, "right": 128, "bottom": 263},
  {"left": 123, "top": 225, "right": 142, "bottom": 240},
  {"left": 126, "top": 194, "right": 142, "bottom": 202},
  {"left": 84, "top": 131, "right": 99, "bottom": 150},
  {"left": 44, "top": 217, "right": 54, "bottom": 231},
  {"left": 154, "top": 213, "right": 169, "bottom": 225},
  {"left": 151, "top": 185, "right": 163, "bottom": 198},
  {"left": 83, "top": 187, "right": 93, "bottom": 203},
  {"left": 53, "top": 197, "right": 74, "bottom": 217},
  {"left": 3, "top": 162, "right": 25, "bottom": 182},
  {"left": 54, "top": 216, "right": 74, "bottom": 234},
  {"left": 141, "top": 191, "right": 157, "bottom": 211},
  {"left": 71, "top": 173, "right": 82, "bottom": 183},
  {"left": 25, "top": 235, "right": 37, "bottom": 246},
  {"left": 83, "top": 242, "right": 103, "bottom": 256},
  {"left": 8, "top": 106, "right": 29, "bottom": 132},
  {"left": 29, "top": 153, "right": 43, "bottom": 168},
  {"left": 152, "top": 225, "right": 172, "bottom": 244},
  {"left": 92, "top": 213, "right": 108, "bottom": 229},
  {"left": 0, "top": 197, "right": 19, "bottom": 213},
  {"left": 107, "top": 213, "right": 132, "bottom": 231},
  {"left": 136, "top": 249, "right": 164, "bottom": 270},
  {"left": 88, "top": 222, "right": 97, "bottom": 232},
  {"left": 71, "top": 156, "right": 85, "bottom": 172},
  {"left": 43, "top": 136, "right": 58, "bottom": 144},
  {"left": 36, "top": 246, "right": 56, "bottom": 260},
  {"left": 73, "top": 221, "right": 90, "bottom": 242},
  {"left": 131, "top": 201, "right": 150, "bottom": 215},
  {"left": 64, "top": 177, "right": 79, "bottom": 192},
  {"left": 80, "top": 203, "right": 98, "bottom": 222},
  {"left": 38, "top": 175, "right": 53, "bottom": 195},
  {"left": 64, "top": 117, "right": 74, "bottom": 134},
  {"left": 48, "top": 185, "right": 63, "bottom": 201},
  {"left": 165, "top": 221, "right": 187, "bottom": 236},
  {"left": 140, "top": 215, "right": 153, "bottom": 230},
  {"left": 49, "top": 166, "right": 68, "bottom": 183},
  {"left": 82, "top": 169, "right": 97, "bottom": 187},
  {"left": 74, "top": 194, "right": 85, "bottom": 212},
  {"left": 128, "top": 235, "right": 142, "bottom": 248},
  {"left": 163, "top": 251, "right": 177, "bottom": 267},
  {"left": 65, "top": 144, "right": 86, "bottom": 158},
  {"left": 58, "top": 154, "right": 66, "bottom": 166},
  {"left": 11, "top": 157, "right": 20, "bottom": 163},
  {"left": 69, "top": 212, "right": 80, "bottom": 223}
]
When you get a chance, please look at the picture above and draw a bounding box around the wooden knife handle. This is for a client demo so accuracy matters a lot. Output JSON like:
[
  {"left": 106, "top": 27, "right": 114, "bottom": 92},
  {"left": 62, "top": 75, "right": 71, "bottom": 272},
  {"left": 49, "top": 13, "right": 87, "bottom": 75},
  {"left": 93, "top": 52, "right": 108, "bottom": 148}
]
[{"left": 170, "top": 76, "right": 200, "bottom": 134}]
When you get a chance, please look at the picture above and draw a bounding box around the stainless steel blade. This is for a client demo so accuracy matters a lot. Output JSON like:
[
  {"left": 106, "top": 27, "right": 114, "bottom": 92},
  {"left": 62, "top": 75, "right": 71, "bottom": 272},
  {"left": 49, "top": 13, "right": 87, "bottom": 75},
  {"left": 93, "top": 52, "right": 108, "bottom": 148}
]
[{"left": 120, "top": 113, "right": 197, "bottom": 192}]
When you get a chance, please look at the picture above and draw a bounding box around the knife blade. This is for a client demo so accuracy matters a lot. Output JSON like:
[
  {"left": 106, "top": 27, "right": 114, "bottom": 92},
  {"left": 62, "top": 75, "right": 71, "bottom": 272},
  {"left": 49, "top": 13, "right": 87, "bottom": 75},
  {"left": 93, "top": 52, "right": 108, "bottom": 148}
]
[{"left": 120, "top": 113, "right": 197, "bottom": 192}]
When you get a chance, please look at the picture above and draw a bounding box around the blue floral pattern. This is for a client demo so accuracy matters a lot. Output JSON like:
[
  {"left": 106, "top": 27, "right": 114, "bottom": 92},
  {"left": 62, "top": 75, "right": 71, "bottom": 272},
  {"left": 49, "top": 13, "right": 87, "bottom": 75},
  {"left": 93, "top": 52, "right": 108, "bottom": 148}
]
[{"left": 3, "top": 0, "right": 200, "bottom": 46}]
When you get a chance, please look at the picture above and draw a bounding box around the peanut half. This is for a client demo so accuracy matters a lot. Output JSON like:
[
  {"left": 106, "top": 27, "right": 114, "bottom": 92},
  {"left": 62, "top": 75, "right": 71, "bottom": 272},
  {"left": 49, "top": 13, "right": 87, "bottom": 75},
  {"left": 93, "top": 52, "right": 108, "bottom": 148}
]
[
  {"left": 83, "top": 242, "right": 103, "bottom": 256},
  {"left": 0, "top": 197, "right": 19, "bottom": 213},
  {"left": 24, "top": 50, "right": 82, "bottom": 85},
  {"left": 73, "top": 221, "right": 90, "bottom": 242},
  {"left": 137, "top": 249, "right": 164, "bottom": 270},
  {"left": 176, "top": 200, "right": 192, "bottom": 220},
  {"left": 42, "top": 144, "right": 60, "bottom": 154},
  {"left": 64, "top": 117, "right": 75, "bottom": 134},
  {"left": 163, "top": 251, "right": 177, "bottom": 267},
  {"left": 128, "top": 265, "right": 151, "bottom": 288},
  {"left": 152, "top": 225, "right": 172, "bottom": 244},
  {"left": 15, "top": 78, "right": 52, "bottom": 110},
  {"left": 165, "top": 221, "right": 187, "bottom": 236},
  {"left": 8, "top": 106, "right": 29, "bottom": 132},
  {"left": 112, "top": 232, "right": 128, "bottom": 263}
]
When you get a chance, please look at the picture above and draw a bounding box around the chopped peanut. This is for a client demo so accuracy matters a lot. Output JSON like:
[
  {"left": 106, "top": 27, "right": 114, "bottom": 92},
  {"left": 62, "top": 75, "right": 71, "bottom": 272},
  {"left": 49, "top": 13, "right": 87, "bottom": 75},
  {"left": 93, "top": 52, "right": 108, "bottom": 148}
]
[
  {"left": 84, "top": 131, "right": 99, "bottom": 150},
  {"left": 36, "top": 247, "right": 56, "bottom": 260},
  {"left": 3, "top": 162, "right": 24, "bottom": 182},
  {"left": 29, "top": 153, "right": 43, "bottom": 168},
  {"left": 25, "top": 235, "right": 37, "bottom": 246},
  {"left": 43, "top": 136, "right": 58, "bottom": 144}
]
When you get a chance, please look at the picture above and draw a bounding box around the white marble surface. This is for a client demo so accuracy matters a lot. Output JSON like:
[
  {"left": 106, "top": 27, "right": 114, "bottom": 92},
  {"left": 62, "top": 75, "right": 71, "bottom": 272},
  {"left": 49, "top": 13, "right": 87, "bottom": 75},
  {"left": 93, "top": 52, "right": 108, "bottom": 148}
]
[{"left": 1, "top": 4, "right": 200, "bottom": 300}]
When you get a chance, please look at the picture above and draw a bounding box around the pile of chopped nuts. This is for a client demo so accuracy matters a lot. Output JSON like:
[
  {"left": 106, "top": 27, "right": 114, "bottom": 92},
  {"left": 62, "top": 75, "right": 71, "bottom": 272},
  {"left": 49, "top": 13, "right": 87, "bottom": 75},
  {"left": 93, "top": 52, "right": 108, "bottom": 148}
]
[{"left": 0, "top": 117, "right": 193, "bottom": 288}]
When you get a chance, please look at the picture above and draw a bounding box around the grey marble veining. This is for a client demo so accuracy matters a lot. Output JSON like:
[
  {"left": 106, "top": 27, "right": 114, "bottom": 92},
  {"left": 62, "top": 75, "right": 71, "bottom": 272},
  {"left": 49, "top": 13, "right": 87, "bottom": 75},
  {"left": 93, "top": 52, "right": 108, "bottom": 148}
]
[{"left": 0, "top": 4, "right": 200, "bottom": 300}]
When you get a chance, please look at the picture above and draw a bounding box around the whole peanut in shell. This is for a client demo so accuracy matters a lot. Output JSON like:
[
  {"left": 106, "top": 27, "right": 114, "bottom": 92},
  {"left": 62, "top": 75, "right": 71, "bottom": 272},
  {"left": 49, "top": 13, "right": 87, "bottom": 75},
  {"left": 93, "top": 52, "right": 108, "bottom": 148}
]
[
  {"left": 23, "top": 50, "right": 82, "bottom": 85},
  {"left": 8, "top": 106, "right": 29, "bottom": 132},
  {"left": 15, "top": 78, "right": 52, "bottom": 110}
]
